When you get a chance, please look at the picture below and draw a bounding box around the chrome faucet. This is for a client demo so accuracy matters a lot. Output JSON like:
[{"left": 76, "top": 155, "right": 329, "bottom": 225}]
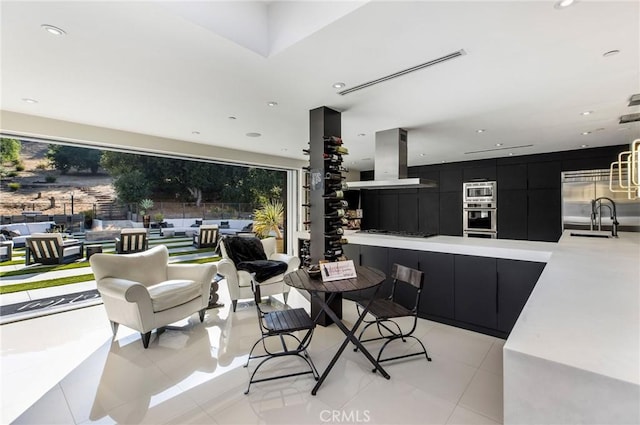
[{"left": 590, "top": 197, "right": 619, "bottom": 237}]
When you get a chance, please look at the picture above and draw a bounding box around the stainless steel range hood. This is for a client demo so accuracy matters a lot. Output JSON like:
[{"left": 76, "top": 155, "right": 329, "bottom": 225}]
[{"left": 346, "top": 128, "right": 437, "bottom": 190}]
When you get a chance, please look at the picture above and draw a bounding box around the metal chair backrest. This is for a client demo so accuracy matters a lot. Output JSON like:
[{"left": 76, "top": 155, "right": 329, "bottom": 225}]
[{"left": 390, "top": 263, "right": 424, "bottom": 310}]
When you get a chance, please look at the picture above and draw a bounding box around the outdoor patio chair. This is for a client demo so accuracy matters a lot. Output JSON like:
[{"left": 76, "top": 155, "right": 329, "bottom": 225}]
[
  {"left": 0, "top": 236, "right": 13, "bottom": 262},
  {"left": 115, "top": 228, "right": 148, "bottom": 254},
  {"left": 25, "top": 233, "right": 84, "bottom": 265},
  {"left": 193, "top": 224, "right": 219, "bottom": 249},
  {"left": 354, "top": 263, "right": 432, "bottom": 369}
]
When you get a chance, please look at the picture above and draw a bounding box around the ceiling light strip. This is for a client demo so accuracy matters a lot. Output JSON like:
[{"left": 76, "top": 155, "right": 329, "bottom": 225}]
[
  {"left": 464, "top": 144, "right": 533, "bottom": 155},
  {"left": 338, "top": 50, "right": 466, "bottom": 96}
]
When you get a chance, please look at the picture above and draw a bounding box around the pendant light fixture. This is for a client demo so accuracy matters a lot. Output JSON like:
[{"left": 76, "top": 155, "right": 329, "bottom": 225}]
[{"left": 609, "top": 139, "right": 640, "bottom": 200}]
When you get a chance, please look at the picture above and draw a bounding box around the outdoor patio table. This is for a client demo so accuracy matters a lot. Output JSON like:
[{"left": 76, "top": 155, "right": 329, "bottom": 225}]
[{"left": 283, "top": 266, "right": 389, "bottom": 395}]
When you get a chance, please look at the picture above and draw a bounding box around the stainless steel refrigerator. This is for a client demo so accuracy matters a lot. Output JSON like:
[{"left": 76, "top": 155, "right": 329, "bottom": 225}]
[{"left": 562, "top": 169, "right": 640, "bottom": 232}]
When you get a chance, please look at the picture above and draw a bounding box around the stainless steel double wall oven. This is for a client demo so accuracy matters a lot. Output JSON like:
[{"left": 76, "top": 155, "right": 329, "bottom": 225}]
[{"left": 463, "top": 181, "right": 497, "bottom": 238}]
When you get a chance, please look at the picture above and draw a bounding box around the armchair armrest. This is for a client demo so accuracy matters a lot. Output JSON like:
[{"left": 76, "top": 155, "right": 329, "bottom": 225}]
[
  {"left": 269, "top": 253, "right": 301, "bottom": 273},
  {"left": 217, "top": 259, "right": 239, "bottom": 286},
  {"left": 167, "top": 263, "right": 217, "bottom": 285},
  {"left": 97, "top": 277, "right": 151, "bottom": 304}
]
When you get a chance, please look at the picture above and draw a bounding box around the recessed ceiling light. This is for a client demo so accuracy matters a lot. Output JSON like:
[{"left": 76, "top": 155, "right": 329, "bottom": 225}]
[
  {"left": 332, "top": 82, "right": 346, "bottom": 89},
  {"left": 581, "top": 111, "right": 593, "bottom": 116},
  {"left": 495, "top": 143, "right": 503, "bottom": 147},
  {"left": 281, "top": 148, "right": 287, "bottom": 152},
  {"left": 580, "top": 144, "right": 589, "bottom": 148},
  {"left": 508, "top": 153, "right": 514, "bottom": 156},
  {"left": 441, "top": 160, "right": 446, "bottom": 163},
  {"left": 228, "top": 116, "right": 237, "bottom": 120},
  {"left": 581, "top": 131, "right": 591, "bottom": 135},
  {"left": 603, "top": 50, "right": 620, "bottom": 58},
  {"left": 419, "top": 153, "right": 426, "bottom": 157},
  {"left": 22, "top": 98, "right": 38, "bottom": 104},
  {"left": 41, "top": 24, "right": 66, "bottom": 36},
  {"left": 192, "top": 131, "right": 200, "bottom": 135},
  {"left": 267, "top": 101, "right": 278, "bottom": 107},
  {"left": 476, "top": 129, "right": 486, "bottom": 133},
  {"left": 246, "top": 132, "right": 261, "bottom": 137},
  {"left": 554, "top": 0, "right": 576, "bottom": 9},
  {"left": 351, "top": 161, "right": 356, "bottom": 165}
]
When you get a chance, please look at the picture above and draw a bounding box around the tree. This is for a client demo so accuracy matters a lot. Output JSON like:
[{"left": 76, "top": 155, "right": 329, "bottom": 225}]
[
  {"left": 113, "top": 170, "right": 151, "bottom": 204},
  {"left": 46, "top": 145, "right": 102, "bottom": 174},
  {"left": 0, "top": 138, "right": 21, "bottom": 163}
]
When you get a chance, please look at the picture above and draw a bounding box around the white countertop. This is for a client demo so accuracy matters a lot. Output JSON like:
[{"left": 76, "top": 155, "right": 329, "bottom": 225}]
[
  {"left": 505, "top": 230, "right": 640, "bottom": 386},
  {"left": 297, "top": 230, "right": 554, "bottom": 262}
]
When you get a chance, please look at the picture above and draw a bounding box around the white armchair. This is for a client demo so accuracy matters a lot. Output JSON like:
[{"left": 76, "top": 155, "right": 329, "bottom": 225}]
[
  {"left": 217, "top": 236, "right": 300, "bottom": 312},
  {"left": 90, "top": 245, "right": 216, "bottom": 348}
]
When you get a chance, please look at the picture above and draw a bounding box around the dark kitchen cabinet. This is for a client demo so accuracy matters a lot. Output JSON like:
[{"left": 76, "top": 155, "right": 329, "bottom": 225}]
[
  {"left": 497, "top": 164, "right": 528, "bottom": 190},
  {"left": 454, "top": 255, "right": 497, "bottom": 329},
  {"left": 359, "top": 245, "right": 389, "bottom": 299},
  {"left": 463, "top": 165, "right": 497, "bottom": 182},
  {"left": 342, "top": 243, "right": 360, "bottom": 265},
  {"left": 398, "top": 190, "right": 419, "bottom": 233},
  {"left": 497, "top": 190, "right": 528, "bottom": 240},
  {"left": 528, "top": 189, "right": 562, "bottom": 242},
  {"left": 360, "top": 190, "right": 379, "bottom": 230},
  {"left": 378, "top": 191, "right": 399, "bottom": 231},
  {"left": 418, "top": 191, "right": 439, "bottom": 235},
  {"left": 440, "top": 168, "right": 463, "bottom": 193},
  {"left": 418, "top": 251, "right": 455, "bottom": 320},
  {"left": 497, "top": 259, "right": 545, "bottom": 333},
  {"left": 439, "top": 191, "right": 463, "bottom": 236},
  {"left": 389, "top": 248, "right": 420, "bottom": 309},
  {"left": 528, "top": 161, "right": 561, "bottom": 189}
]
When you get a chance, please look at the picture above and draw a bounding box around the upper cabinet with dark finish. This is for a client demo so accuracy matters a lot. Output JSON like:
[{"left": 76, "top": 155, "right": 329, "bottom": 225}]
[
  {"left": 463, "top": 165, "right": 497, "bottom": 182},
  {"left": 497, "top": 164, "right": 528, "bottom": 190},
  {"left": 440, "top": 168, "right": 463, "bottom": 192},
  {"left": 527, "top": 161, "right": 561, "bottom": 189}
]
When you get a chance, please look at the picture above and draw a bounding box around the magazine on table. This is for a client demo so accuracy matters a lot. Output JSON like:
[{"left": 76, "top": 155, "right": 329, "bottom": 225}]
[{"left": 320, "top": 260, "right": 357, "bottom": 282}]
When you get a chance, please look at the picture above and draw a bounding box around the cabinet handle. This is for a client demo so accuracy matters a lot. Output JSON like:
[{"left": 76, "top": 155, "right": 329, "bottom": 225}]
[{"left": 496, "top": 271, "right": 499, "bottom": 313}]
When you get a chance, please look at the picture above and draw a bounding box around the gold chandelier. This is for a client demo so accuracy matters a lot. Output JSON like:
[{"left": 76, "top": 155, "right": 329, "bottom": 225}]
[{"left": 610, "top": 139, "right": 640, "bottom": 200}]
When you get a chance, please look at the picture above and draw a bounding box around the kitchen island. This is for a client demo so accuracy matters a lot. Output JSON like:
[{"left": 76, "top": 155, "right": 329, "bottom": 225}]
[{"left": 297, "top": 230, "right": 639, "bottom": 423}]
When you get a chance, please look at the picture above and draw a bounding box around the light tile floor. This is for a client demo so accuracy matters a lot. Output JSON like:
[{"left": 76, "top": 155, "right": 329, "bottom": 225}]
[{"left": 2, "top": 283, "right": 504, "bottom": 425}]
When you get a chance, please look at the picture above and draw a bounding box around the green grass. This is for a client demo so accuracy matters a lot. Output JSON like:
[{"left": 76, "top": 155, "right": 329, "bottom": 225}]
[
  {"left": 0, "top": 255, "right": 220, "bottom": 294},
  {"left": 0, "top": 261, "right": 92, "bottom": 278}
]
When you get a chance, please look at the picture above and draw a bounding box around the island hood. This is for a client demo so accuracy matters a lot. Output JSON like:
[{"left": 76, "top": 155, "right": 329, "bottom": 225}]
[{"left": 346, "top": 128, "right": 437, "bottom": 190}]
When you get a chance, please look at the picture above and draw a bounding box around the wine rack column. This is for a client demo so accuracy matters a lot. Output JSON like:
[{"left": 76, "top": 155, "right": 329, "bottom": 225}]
[{"left": 307, "top": 106, "right": 343, "bottom": 325}]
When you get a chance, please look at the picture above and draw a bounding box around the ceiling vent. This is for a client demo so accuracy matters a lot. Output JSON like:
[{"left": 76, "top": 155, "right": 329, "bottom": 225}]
[
  {"left": 338, "top": 49, "right": 466, "bottom": 95},
  {"left": 619, "top": 113, "right": 640, "bottom": 124},
  {"left": 628, "top": 94, "right": 640, "bottom": 107},
  {"left": 464, "top": 144, "right": 533, "bottom": 155}
]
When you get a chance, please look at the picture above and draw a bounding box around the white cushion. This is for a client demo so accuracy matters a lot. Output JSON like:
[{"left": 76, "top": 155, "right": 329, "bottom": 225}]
[
  {"left": 147, "top": 279, "right": 201, "bottom": 312},
  {"left": 63, "top": 246, "right": 82, "bottom": 257}
]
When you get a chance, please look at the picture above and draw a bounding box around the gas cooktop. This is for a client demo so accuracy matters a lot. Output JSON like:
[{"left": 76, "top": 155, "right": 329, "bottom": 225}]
[{"left": 357, "top": 229, "right": 437, "bottom": 238}]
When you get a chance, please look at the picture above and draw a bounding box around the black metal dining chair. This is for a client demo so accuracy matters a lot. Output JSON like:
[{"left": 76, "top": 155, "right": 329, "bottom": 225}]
[
  {"left": 244, "top": 279, "right": 319, "bottom": 394},
  {"left": 354, "top": 263, "right": 432, "bottom": 370}
]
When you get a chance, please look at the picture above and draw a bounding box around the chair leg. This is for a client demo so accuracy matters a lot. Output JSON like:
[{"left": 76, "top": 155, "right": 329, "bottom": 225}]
[
  {"left": 283, "top": 292, "right": 289, "bottom": 305},
  {"left": 141, "top": 331, "right": 152, "bottom": 349},
  {"left": 199, "top": 308, "right": 205, "bottom": 322},
  {"left": 232, "top": 300, "right": 238, "bottom": 312},
  {"left": 110, "top": 321, "right": 119, "bottom": 337}
]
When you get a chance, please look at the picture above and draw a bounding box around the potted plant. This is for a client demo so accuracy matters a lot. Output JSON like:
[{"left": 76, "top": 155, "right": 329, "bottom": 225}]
[
  {"left": 253, "top": 199, "right": 284, "bottom": 252},
  {"left": 139, "top": 198, "right": 154, "bottom": 228},
  {"left": 153, "top": 212, "right": 165, "bottom": 228}
]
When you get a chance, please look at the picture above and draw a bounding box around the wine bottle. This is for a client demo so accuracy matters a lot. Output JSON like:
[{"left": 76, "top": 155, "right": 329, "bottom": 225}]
[
  {"left": 326, "top": 182, "right": 349, "bottom": 191},
  {"left": 324, "top": 227, "right": 344, "bottom": 236},
  {"left": 323, "top": 136, "right": 343, "bottom": 145},
  {"left": 302, "top": 148, "right": 310, "bottom": 155},
  {"left": 302, "top": 203, "right": 311, "bottom": 208},
  {"left": 324, "top": 248, "right": 343, "bottom": 257},
  {"left": 323, "top": 153, "right": 341, "bottom": 161},
  {"left": 323, "top": 190, "right": 344, "bottom": 199},
  {"left": 325, "top": 172, "right": 343, "bottom": 181},
  {"left": 324, "top": 209, "right": 345, "bottom": 218}
]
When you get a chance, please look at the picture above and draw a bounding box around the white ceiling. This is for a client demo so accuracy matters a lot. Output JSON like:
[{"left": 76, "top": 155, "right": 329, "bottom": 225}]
[{"left": 1, "top": 0, "right": 639, "bottom": 171}]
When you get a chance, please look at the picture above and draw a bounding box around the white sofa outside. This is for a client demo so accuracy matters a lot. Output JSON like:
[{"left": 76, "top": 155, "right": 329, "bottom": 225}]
[
  {"left": 0, "top": 222, "right": 56, "bottom": 247},
  {"left": 160, "top": 219, "right": 253, "bottom": 237}
]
